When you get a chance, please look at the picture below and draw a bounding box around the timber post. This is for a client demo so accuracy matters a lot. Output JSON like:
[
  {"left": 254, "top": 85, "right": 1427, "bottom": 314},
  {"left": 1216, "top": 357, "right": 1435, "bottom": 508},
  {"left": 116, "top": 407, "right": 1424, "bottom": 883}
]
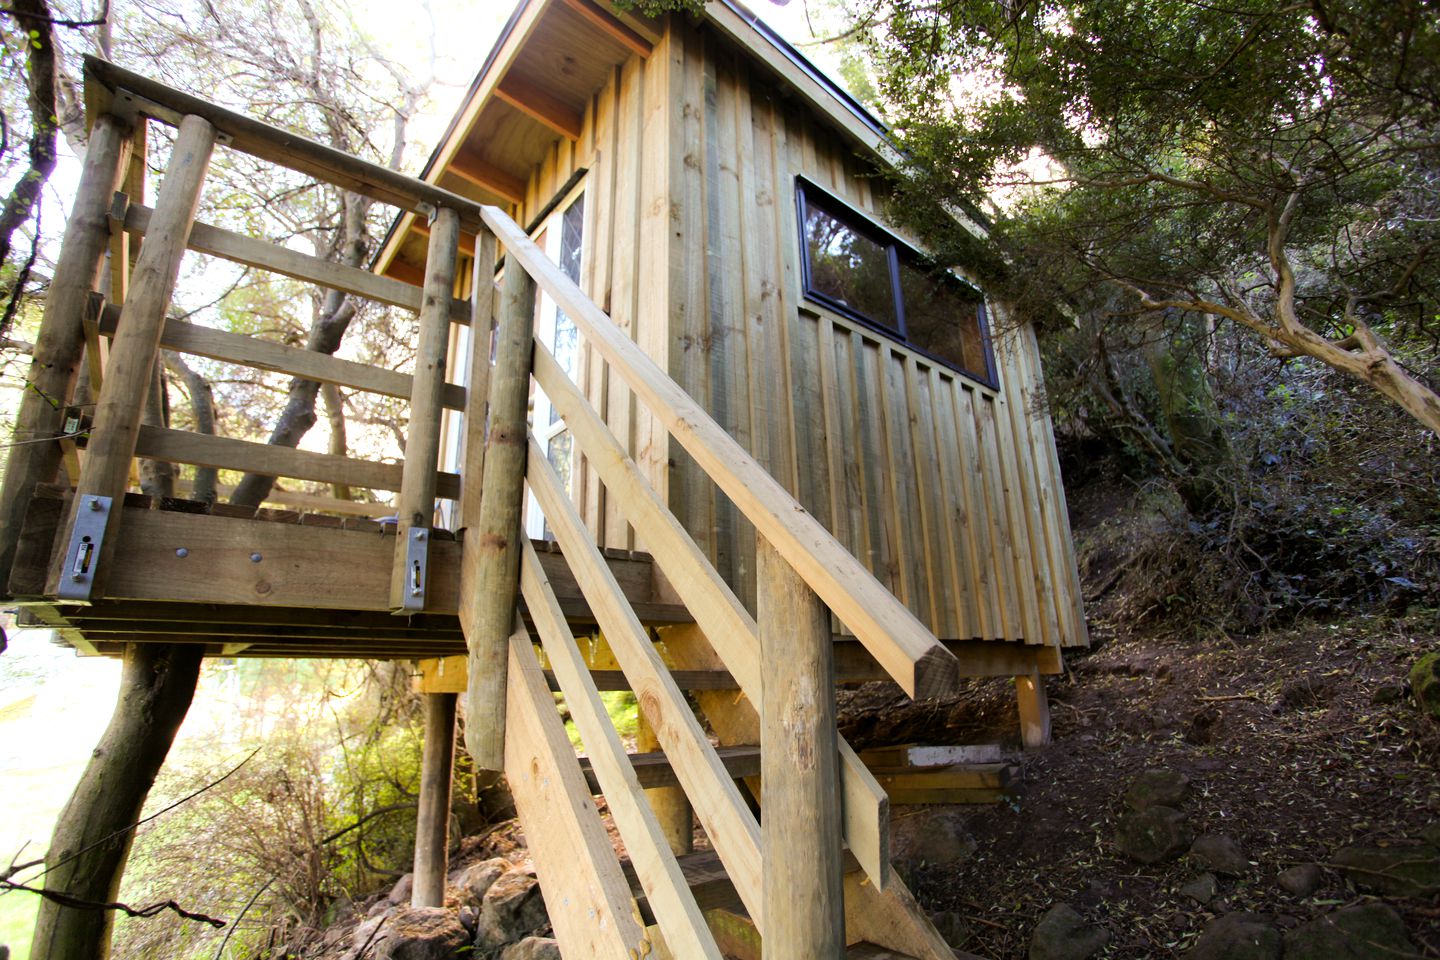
[
  {"left": 390, "top": 206, "right": 460, "bottom": 612},
  {"left": 51, "top": 113, "right": 216, "bottom": 602},
  {"left": 0, "top": 113, "right": 132, "bottom": 589},
  {"left": 636, "top": 702, "right": 694, "bottom": 855},
  {"left": 461, "top": 257, "right": 537, "bottom": 774},
  {"left": 757, "top": 536, "right": 845, "bottom": 960},
  {"left": 411, "top": 691, "right": 458, "bottom": 907},
  {"left": 1016, "top": 669, "right": 1053, "bottom": 748},
  {"left": 457, "top": 226, "right": 499, "bottom": 530}
]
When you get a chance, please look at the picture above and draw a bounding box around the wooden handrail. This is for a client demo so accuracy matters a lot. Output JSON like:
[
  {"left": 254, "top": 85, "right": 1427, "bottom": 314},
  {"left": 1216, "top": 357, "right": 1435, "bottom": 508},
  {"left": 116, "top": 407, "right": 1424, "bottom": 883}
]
[
  {"left": 532, "top": 340, "right": 891, "bottom": 888},
  {"left": 525, "top": 437, "right": 764, "bottom": 926},
  {"left": 487, "top": 207, "right": 960, "bottom": 700},
  {"left": 519, "top": 542, "right": 724, "bottom": 960},
  {"left": 86, "top": 57, "right": 488, "bottom": 228}
]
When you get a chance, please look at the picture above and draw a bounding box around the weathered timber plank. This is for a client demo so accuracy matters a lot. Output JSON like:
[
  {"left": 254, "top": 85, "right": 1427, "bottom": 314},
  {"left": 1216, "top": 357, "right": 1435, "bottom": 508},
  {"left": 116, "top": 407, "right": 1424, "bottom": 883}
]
[
  {"left": 131, "top": 425, "right": 461, "bottom": 499},
  {"left": 122, "top": 203, "right": 470, "bottom": 323},
  {"left": 98, "top": 305, "right": 465, "bottom": 410}
]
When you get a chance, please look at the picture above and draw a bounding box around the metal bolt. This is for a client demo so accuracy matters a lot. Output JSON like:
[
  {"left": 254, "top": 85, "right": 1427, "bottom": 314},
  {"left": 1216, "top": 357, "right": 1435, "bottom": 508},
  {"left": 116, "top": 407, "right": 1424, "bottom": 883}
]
[
  {"left": 88, "top": 498, "right": 102, "bottom": 511},
  {"left": 250, "top": 552, "right": 262, "bottom": 563},
  {"left": 415, "top": 530, "right": 427, "bottom": 542},
  {"left": 411, "top": 586, "right": 423, "bottom": 596},
  {"left": 175, "top": 547, "right": 188, "bottom": 558}
]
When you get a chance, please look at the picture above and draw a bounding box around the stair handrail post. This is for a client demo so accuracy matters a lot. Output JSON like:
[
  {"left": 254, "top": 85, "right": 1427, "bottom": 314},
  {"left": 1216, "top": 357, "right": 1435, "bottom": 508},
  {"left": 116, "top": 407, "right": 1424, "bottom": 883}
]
[
  {"left": 758, "top": 534, "right": 845, "bottom": 959},
  {"left": 0, "top": 113, "right": 133, "bottom": 592},
  {"left": 460, "top": 255, "right": 537, "bottom": 775},
  {"left": 390, "top": 205, "right": 460, "bottom": 612},
  {"left": 457, "top": 224, "right": 499, "bottom": 531},
  {"left": 50, "top": 113, "right": 216, "bottom": 603}
]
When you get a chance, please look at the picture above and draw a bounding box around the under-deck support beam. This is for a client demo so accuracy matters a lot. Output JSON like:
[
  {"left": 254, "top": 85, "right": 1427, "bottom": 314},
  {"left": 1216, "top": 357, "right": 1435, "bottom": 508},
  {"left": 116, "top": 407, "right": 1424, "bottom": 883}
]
[
  {"left": 411, "top": 691, "right": 458, "bottom": 907},
  {"left": 758, "top": 536, "right": 844, "bottom": 959},
  {"left": 0, "top": 113, "right": 131, "bottom": 590},
  {"left": 1016, "top": 668, "right": 1053, "bottom": 748},
  {"left": 460, "top": 257, "right": 537, "bottom": 774}
]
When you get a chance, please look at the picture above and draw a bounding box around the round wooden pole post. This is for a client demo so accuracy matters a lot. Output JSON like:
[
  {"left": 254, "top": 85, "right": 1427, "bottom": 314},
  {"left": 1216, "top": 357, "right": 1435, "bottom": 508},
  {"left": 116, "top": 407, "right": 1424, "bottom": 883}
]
[
  {"left": 636, "top": 701, "right": 694, "bottom": 855},
  {"left": 60, "top": 114, "right": 215, "bottom": 597},
  {"left": 0, "top": 113, "right": 132, "bottom": 588},
  {"left": 390, "top": 206, "right": 460, "bottom": 611},
  {"left": 757, "top": 536, "right": 844, "bottom": 959},
  {"left": 460, "top": 257, "right": 537, "bottom": 775},
  {"left": 412, "top": 691, "right": 458, "bottom": 907}
]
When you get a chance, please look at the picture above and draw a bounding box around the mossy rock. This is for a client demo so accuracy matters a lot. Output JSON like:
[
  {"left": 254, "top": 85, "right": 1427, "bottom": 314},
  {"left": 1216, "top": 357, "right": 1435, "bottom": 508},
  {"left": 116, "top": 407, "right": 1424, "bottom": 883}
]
[
  {"left": 1284, "top": 903, "right": 1416, "bottom": 959},
  {"left": 1332, "top": 843, "right": 1440, "bottom": 897},
  {"left": 1412, "top": 652, "right": 1440, "bottom": 720}
]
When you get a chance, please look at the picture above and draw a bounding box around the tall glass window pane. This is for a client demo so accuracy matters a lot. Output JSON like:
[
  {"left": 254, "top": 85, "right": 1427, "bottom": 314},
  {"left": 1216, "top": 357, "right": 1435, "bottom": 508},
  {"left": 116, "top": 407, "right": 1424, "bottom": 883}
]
[
  {"left": 898, "top": 261, "right": 989, "bottom": 378},
  {"left": 553, "top": 194, "right": 584, "bottom": 384},
  {"left": 803, "top": 202, "right": 898, "bottom": 331}
]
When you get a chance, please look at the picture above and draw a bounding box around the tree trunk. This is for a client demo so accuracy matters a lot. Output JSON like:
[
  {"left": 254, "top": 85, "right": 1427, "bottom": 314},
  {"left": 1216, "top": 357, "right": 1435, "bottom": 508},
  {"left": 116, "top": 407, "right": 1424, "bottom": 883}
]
[
  {"left": 164, "top": 352, "right": 217, "bottom": 504},
  {"left": 321, "top": 381, "right": 352, "bottom": 501},
  {"left": 30, "top": 643, "right": 204, "bottom": 960}
]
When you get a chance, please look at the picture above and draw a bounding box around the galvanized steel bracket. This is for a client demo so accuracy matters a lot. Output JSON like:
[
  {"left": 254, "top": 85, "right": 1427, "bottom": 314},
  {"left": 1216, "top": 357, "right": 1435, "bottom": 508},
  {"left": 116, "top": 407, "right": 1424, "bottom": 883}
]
[
  {"left": 400, "top": 526, "right": 430, "bottom": 612},
  {"left": 56, "top": 494, "right": 112, "bottom": 602}
]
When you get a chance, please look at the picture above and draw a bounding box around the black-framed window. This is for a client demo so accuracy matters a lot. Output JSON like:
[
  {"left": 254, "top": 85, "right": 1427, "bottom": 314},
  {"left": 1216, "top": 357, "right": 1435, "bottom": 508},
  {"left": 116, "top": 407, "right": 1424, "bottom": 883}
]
[{"left": 796, "top": 178, "right": 996, "bottom": 386}]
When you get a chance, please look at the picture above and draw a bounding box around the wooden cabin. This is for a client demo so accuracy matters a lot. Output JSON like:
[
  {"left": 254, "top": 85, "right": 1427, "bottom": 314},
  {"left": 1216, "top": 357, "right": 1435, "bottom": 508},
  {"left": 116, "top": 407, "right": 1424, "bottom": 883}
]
[
  {"left": 2, "top": 3, "right": 1086, "bottom": 959},
  {"left": 377, "top": 0, "right": 1087, "bottom": 658}
]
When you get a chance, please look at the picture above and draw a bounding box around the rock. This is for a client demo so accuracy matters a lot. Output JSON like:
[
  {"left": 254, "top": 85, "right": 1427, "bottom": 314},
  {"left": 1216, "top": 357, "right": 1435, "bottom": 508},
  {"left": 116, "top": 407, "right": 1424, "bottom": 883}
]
[
  {"left": 1029, "top": 903, "right": 1108, "bottom": 960},
  {"left": 929, "top": 909, "right": 970, "bottom": 948},
  {"left": 1125, "top": 769, "right": 1191, "bottom": 811},
  {"left": 499, "top": 937, "right": 562, "bottom": 960},
  {"left": 1411, "top": 652, "right": 1440, "bottom": 720},
  {"left": 1116, "top": 805, "right": 1192, "bottom": 864},
  {"left": 1190, "top": 834, "right": 1249, "bottom": 875},
  {"left": 387, "top": 873, "right": 414, "bottom": 905},
  {"left": 374, "top": 907, "right": 469, "bottom": 960},
  {"left": 1179, "top": 873, "right": 1218, "bottom": 904},
  {"left": 367, "top": 900, "right": 394, "bottom": 918},
  {"left": 458, "top": 905, "right": 477, "bottom": 934},
  {"left": 1370, "top": 682, "right": 1406, "bottom": 705},
  {"left": 1419, "top": 822, "right": 1440, "bottom": 847},
  {"left": 1186, "top": 912, "right": 1282, "bottom": 960},
  {"left": 454, "top": 857, "right": 510, "bottom": 907},
  {"left": 1332, "top": 843, "right": 1440, "bottom": 896},
  {"left": 891, "top": 808, "right": 975, "bottom": 868},
  {"left": 477, "top": 867, "right": 549, "bottom": 947},
  {"left": 1276, "top": 863, "right": 1324, "bottom": 897},
  {"left": 1283, "top": 903, "right": 1417, "bottom": 959},
  {"left": 352, "top": 915, "right": 389, "bottom": 950}
]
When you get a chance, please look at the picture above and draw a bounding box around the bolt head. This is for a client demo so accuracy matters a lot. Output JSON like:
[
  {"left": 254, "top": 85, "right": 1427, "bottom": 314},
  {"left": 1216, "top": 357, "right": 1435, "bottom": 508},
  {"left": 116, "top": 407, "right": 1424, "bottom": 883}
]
[
  {"left": 250, "top": 553, "right": 262, "bottom": 563},
  {"left": 175, "top": 547, "right": 189, "bottom": 558}
]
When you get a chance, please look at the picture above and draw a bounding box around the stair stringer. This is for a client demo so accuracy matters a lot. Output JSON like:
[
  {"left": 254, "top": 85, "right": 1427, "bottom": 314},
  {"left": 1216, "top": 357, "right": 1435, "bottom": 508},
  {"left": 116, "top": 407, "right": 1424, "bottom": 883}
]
[
  {"left": 660, "top": 624, "right": 964, "bottom": 960},
  {"left": 502, "top": 626, "right": 651, "bottom": 958}
]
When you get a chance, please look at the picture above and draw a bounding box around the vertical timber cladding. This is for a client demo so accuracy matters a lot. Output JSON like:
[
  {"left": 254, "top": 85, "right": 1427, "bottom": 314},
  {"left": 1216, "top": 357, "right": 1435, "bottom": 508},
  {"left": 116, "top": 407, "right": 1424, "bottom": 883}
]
[
  {"left": 507, "top": 29, "right": 674, "bottom": 554},
  {"left": 660, "top": 18, "right": 1088, "bottom": 648}
]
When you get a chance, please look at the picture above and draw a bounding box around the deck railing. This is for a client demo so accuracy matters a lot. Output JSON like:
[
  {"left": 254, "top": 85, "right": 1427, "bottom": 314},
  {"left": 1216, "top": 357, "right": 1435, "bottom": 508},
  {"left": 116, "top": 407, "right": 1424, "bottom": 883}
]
[{"left": 1, "top": 56, "right": 966, "bottom": 960}]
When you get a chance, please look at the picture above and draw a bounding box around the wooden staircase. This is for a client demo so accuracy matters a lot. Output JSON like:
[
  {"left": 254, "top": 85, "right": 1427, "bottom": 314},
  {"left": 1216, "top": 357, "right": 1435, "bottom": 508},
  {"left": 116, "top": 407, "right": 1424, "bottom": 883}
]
[{"left": 0, "top": 60, "right": 991, "bottom": 959}]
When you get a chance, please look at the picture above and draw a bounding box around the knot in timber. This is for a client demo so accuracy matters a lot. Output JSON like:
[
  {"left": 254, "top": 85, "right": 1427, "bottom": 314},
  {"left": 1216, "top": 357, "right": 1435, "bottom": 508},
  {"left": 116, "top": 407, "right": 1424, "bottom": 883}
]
[
  {"left": 480, "top": 532, "right": 509, "bottom": 550},
  {"left": 488, "top": 424, "right": 526, "bottom": 447}
]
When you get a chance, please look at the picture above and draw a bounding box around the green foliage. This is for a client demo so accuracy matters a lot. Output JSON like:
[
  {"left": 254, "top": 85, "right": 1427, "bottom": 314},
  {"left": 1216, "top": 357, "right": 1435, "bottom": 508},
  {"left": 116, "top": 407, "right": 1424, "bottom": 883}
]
[
  {"left": 109, "top": 661, "right": 428, "bottom": 960},
  {"left": 850, "top": 0, "right": 1440, "bottom": 429}
]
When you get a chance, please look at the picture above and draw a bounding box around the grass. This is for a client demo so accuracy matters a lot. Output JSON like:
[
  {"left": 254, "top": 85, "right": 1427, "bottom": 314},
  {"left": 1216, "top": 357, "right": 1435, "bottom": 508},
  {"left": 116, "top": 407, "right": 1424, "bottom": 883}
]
[{"left": 0, "top": 886, "right": 38, "bottom": 959}]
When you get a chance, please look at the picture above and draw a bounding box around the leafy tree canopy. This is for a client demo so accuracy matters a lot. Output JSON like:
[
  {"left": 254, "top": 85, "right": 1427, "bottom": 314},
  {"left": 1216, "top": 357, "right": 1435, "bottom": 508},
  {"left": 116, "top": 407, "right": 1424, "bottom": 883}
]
[{"left": 847, "top": 0, "right": 1440, "bottom": 432}]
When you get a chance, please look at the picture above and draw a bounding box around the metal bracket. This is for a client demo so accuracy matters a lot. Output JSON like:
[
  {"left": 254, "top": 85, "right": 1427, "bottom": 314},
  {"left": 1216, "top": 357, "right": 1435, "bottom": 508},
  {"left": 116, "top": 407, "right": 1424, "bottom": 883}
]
[
  {"left": 400, "top": 526, "right": 430, "bottom": 612},
  {"left": 56, "top": 495, "right": 112, "bottom": 602}
]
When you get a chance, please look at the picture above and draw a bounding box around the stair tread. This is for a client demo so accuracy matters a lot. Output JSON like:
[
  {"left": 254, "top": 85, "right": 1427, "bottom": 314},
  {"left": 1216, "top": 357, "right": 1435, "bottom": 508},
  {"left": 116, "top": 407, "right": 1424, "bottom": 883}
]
[{"left": 577, "top": 744, "right": 760, "bottom": 793}]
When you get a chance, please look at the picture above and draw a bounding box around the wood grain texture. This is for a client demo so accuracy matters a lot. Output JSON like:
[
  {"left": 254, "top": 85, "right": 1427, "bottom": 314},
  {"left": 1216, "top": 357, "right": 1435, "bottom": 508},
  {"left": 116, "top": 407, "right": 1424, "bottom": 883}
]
[
  {"left": 758, "top": 537, "right": 845, "bottom": 960},
  {"left": 461, "top": 261, "right": 537, "bottom": 773},
  {"left": 411, "top": 691, "right": 457, "bottom": 907}
]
